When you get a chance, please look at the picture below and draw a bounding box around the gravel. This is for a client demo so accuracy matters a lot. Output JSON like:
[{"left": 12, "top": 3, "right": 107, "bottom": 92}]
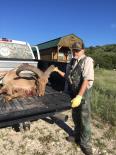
[{"left": 0, "top": 110, "right": 115, "bottom": 155}]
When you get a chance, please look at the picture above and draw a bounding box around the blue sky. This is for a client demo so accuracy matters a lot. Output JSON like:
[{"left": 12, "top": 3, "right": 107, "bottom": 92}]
[{"left": 0, "top": 0, "right": 116, "bottom": 47}]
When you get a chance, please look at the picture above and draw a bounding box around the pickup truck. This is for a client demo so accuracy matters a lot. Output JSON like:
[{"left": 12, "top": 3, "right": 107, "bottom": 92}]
[{"left": 0, "top": 38, "right": 71, "bottom": 131}]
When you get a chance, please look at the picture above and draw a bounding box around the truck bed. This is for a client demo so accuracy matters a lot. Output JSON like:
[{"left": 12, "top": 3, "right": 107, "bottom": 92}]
[{"left": 0, "top": 85, "right": 71, "bottom": 128}]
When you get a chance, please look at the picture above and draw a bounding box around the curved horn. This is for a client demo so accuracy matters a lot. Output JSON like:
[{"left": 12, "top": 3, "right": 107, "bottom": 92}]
[
  {"left": 16, "top": 63, "right": 43, "bottom": 77},
  {"left": 44, "top": 65, "right": 55, "bottom": 77}
]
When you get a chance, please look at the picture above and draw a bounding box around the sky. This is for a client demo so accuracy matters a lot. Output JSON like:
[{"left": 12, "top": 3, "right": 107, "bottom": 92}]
[{"left": 0, "top": 0, "right": 116, "bottom": 47}]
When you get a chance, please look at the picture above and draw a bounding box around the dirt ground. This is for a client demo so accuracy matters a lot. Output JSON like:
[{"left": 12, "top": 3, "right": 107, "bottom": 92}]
[{"left": 0, "top": 110, "right": 115, "bottom": 155}]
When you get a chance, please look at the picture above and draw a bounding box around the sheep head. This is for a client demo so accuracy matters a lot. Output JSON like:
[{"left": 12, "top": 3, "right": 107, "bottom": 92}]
[{"left": 16, "top": 64, "right": 55, "bottom": 96}]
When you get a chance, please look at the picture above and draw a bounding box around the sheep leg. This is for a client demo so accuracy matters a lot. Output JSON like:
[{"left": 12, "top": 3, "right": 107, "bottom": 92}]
[
  {"left": 4, "top": 92, "right": 24, "bottom": 102},
  {"left": 4, "top": 95, "right": 13, "bottom": 103},
  {"left": 0, "top": 86, "right": 6, "bottom": 94}
]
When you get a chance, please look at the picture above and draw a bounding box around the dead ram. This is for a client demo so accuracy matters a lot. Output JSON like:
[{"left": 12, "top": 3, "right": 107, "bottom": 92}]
[{"left": 0, "top": 64, "right": 56, "bottom": 102}]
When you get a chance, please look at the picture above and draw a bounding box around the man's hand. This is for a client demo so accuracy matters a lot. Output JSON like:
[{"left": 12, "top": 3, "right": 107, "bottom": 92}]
[
  {"left": 71, "top": 95, "right": 82, "bottom": 108},
  {"left": 53, "top": 67, "right": 59, "bottom": 72},
  {"left": 53, "top": 67, "right": 65, "bottom": 77}
]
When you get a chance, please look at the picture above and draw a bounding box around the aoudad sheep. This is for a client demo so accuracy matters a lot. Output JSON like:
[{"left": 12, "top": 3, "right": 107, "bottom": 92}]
[{"left": 0, "top": 63, "right": 56, "bottom": 102}]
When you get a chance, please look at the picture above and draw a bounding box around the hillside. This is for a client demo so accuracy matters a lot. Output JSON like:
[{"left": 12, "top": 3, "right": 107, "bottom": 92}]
[{"left": 86, "top": 44, "right": 116, "bottom": 69}]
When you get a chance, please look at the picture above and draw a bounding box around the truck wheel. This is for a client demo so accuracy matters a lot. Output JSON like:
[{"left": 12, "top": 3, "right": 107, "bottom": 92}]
[
  {"left": 12, "top": 122, "right": 31, "bottom": 132},
  {"left": 12, "top": 123, "right": 20, "bottom": 132},
  {"left": 22, "top": 122, "right": 31, "bottom": 131}
]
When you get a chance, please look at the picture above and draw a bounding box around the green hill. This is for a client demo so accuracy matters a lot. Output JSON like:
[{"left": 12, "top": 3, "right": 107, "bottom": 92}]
[{"left": 86, "top": 44, "right": 116, "bottom": 69}]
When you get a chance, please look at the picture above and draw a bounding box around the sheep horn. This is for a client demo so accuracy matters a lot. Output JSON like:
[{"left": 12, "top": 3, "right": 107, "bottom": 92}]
[
  {"left": 16, "top": 63, "right": 43, "bottom": 77},
  {"left": 44, "top": 65, "right": 55, "bottom": 77}
]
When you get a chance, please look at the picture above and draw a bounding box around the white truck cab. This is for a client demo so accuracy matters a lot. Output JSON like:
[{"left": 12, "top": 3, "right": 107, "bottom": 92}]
[{"left": 0, "top": 38, "right": 38, "bottom": 71}]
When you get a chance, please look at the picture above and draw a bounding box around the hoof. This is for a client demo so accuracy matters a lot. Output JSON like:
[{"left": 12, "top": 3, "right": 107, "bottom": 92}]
[{"left": 4, "top": 96, "right": 12, "bottom": 103}]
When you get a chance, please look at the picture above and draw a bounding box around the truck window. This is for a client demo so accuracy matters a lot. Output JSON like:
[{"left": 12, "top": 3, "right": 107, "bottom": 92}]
[
  {"left": 0, "top": 42, "right": 33, "bottom": 59},
  {"left": 31, "top": 46, "right": 40, "bottom": 60},
  {"left": 32, "top": 47, "right": 38, "bottom": 59}
]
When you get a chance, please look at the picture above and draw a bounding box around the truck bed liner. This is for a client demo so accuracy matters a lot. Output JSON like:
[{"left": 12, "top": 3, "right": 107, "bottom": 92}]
[{"left": 0, "top": 86, "right": 71, "bottom": 128}]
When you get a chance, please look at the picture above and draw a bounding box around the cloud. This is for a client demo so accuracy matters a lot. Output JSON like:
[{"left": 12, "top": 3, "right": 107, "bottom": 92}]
[{"left": 111, "top": 24, "right": 116, "bottom": 29}]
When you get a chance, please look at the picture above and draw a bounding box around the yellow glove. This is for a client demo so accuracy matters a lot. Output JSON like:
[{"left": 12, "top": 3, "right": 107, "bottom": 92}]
[{"left": 71, "top": 95, "right": 82, "bottom": 108}]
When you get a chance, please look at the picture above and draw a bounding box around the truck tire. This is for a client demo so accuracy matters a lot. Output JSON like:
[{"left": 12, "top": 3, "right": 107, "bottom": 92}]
[{"left": 12, "top": 122, "right": 31, "bottom": 132}]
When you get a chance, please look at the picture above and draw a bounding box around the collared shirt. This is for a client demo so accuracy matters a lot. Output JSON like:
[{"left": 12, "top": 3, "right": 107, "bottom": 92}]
[{"left": 68, "top": 54, "right": 94, "bottom": 89}]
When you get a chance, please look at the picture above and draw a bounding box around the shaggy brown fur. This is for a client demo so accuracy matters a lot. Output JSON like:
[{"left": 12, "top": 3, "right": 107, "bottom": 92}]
[{"left": 0, "top": 64, "right": 56, "bottom": 102}]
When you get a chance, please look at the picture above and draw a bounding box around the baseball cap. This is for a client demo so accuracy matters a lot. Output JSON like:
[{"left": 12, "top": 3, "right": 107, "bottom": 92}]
[{"left": 71, "top": 41, "right": 84, "bottom": 51}]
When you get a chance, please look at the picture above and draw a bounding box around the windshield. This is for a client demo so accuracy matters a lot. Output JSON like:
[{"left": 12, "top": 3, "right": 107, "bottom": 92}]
[{"left": 0, "top": 42, "right": 33, "bottom": 59}]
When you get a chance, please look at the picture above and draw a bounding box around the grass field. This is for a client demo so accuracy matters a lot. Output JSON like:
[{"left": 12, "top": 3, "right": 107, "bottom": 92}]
[{"left": 91, "top": 68, "right": 116, "bottom": 125}]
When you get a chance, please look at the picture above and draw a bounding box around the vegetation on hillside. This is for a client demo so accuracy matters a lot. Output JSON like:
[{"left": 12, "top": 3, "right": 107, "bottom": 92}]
[
  {"left": 86, "top": 44, "right": 116, "bottom": 69},
  {"left": 85, "top": 44, "right": 116, "bottom": 125}
]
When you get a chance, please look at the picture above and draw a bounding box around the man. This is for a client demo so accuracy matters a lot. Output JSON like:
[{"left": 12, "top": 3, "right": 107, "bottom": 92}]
[{"left": 54, "top": 41, "right": 94, "bottom": 155}]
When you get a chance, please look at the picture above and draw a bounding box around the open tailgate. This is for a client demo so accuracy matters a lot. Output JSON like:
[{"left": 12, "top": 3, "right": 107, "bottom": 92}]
[{"left": 0, "top": 86, "right": 71, "bottom": 128}]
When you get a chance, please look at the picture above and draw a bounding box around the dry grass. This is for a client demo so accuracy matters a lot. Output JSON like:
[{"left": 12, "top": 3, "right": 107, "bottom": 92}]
[{"left": 92, "top": 69, "right": 116, "bottom": 125}]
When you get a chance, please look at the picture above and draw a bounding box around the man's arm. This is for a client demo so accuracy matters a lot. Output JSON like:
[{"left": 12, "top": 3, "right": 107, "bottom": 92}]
[
  {"left": 71, "top": 80, "right": 89, "bottom": 108},
  {"left": 78, "top": 80, "right": 89, "bottom": 96},
  {"left": 54, "top": 67, "right": 65, "bottom": 77},
  {"left": 71, "top": 57, "right": 94, "bottom": 108},
  {"left": 55, "top": 69, "right": 90, "bottom": 96}
]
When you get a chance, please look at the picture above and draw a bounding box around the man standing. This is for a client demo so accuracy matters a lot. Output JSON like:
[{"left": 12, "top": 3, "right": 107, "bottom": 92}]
[{"left": 54, "top": 41, "right": 94, "bottom": 155}]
